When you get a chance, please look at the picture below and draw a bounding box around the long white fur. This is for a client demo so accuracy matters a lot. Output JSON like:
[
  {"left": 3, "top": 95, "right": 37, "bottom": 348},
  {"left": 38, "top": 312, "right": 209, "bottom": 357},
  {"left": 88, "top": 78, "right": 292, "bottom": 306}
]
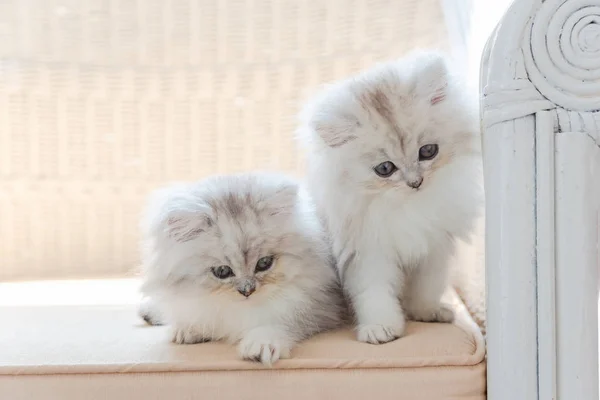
[
  {"left": 139, "top": 172, "right": 345, "bottom": 365},
  {"left": 297, "top": 51, "right": 484, "bottom": 344}
]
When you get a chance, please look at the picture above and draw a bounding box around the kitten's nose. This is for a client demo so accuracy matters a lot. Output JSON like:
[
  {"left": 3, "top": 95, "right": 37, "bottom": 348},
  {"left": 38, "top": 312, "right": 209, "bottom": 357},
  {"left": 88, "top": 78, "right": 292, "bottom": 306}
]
[
  {"left": 237, "top": 281, "right": 256, "bottom": 297},
  {"left": 238, "top": 287, "right": 255, "bottom": 297},
  {"left": 407, "top": 177, "right": 423, "bottom": 189}
]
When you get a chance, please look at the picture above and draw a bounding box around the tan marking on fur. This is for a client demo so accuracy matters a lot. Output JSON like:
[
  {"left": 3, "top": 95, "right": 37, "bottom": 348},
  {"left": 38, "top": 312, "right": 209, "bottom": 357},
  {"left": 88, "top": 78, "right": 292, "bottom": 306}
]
[
  {"left": 243, "top": 191, "right": 260, "bottom": 216},
  {"left": 245, "top": 236, "right": 266, "bottom": 257},
  {"left": 329, "top": 134, "right": 358, "bottom": 148},
  {"left": 426, "top": 152, "right": 453, "bottom": 180},
  {"left": 365, "top": 178, "right": 397, "bottom": 191},
  {"left": 425, "top": 132, "right": 475, "bottom": 181},
  {"left": 359, "top": 88, "right": 405, "bottom": 148},
  {"left": 223, "top": 192, "right": 244, "bottom": 218},
  {"left": 259, "top": 269, "right": 285, "bottom": 286},
  {"left": 210, "top": 284, "right": 237, "bottom": 296},
  {"left": 176, "top": 227, "right": 205, "bottom": 243},
  {"left": 206, "top": 189, "right": 262, "bottom": 225},
  {"left": 167, "top": 217, "right": 182, "bottom": 226},
  {"left": 168, "top": 217, "right": 208, "bottom": 242}
]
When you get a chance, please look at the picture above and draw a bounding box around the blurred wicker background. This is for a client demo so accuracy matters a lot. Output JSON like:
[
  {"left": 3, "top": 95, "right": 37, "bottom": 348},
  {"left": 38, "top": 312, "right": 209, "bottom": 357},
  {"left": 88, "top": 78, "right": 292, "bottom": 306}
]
[{"left": 0, "top": 0, "right": 450, "bottom": 281}]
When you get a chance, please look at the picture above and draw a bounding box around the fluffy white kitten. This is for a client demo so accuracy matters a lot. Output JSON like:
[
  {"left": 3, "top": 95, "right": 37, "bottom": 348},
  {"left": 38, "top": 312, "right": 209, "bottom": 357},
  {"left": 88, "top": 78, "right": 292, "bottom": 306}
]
[
  {"left": 298, "top": 51, "right": 484, "bottom": 344},
  {"left": 139, "top": 172, "right": 345, "bottom": 365}
]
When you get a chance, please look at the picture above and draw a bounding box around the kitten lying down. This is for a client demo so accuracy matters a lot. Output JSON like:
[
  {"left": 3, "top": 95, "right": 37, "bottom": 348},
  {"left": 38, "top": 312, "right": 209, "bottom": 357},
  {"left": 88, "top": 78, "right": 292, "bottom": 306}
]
[
  {"left": 139, "top": 172, "right": 346, "bottom": 366},
  {"left": 298, "top": 51, "right": 484, "bottom": 344}
]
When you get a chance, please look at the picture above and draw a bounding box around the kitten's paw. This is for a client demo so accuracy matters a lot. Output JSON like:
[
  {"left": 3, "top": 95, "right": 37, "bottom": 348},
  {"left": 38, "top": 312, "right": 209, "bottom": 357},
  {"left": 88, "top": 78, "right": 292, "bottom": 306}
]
[
  {"left": 238, "top": 340, "right": 289, "bottom": 366},
  {"left": 171, "top": 327, "right": 211, "bottom": 345},
  {"left": 410, "top": 303, "right": 455, "bottom": 323},
  {"left": 356, "top": 322, "right": 405, "bottom": 345},
  {"left": 138, "top": 299, "right": 164, "bottom": 326},
  {"left": 238, "top": 329, "right": 292, "bottom": 366}
]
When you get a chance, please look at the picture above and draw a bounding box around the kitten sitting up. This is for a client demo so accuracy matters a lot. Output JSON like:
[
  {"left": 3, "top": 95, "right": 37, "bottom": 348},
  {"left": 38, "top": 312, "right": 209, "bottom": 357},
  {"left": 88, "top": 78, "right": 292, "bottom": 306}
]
[
  {"left": 139, "top": 172, "right": 345, "bottom": 365},
  {"left": 298, "top": 51, "right": 484, "bottom": 344}
]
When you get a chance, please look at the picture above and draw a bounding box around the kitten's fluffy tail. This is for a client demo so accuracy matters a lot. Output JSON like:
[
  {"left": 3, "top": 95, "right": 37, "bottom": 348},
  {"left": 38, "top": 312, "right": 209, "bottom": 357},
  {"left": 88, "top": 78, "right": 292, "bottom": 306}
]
[{"left": 450, "top": 217, "right": 486, "bottom": 335}]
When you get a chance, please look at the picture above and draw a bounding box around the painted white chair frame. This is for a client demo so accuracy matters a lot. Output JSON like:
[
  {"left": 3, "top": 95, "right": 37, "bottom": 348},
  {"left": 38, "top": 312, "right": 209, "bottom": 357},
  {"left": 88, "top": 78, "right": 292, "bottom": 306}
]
[{"left": 481, "top": 0, "right": 600, "bottom": 398}]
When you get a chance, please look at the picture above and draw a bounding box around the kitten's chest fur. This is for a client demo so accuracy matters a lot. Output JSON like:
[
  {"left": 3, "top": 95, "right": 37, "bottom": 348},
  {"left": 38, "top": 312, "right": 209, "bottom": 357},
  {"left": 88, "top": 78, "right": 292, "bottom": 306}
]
[
  {"left": 366, "top": 201, "right": 453, "bottom": 263},
  {"left": 329, "top": 194, "right": 461, "bottom": 266}
]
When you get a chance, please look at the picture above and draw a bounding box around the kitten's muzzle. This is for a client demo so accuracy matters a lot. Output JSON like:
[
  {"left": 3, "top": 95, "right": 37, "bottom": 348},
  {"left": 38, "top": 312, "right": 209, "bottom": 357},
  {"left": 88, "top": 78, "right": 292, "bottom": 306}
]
[
  {"left": 237, "top": 280, "right": 256, "bottom": 297},
  {"left": 407, "top": 177, "right": 423, "bottom": 189}
]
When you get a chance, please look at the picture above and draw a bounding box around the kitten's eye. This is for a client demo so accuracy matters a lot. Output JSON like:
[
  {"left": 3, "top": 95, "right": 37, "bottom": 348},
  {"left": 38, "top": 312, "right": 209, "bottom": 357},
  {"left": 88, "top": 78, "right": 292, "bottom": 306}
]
[
  {"left": 255, "top": 256, "right": 275, "bottom": 272},
  {"left": 373, "top": 161, "right": 397, "bottom": 178},
  {"left": 212, "top": 265, "right": 234, "bottom": 279},
  {"left": 418, "top": 144, "right": 439, "bottom": 161}
]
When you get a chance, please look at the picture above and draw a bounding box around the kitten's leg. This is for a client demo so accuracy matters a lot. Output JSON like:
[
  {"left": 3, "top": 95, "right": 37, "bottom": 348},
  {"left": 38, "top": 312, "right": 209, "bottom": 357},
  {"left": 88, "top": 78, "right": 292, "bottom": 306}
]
[
  {"left": 238, "top": 326, "right": 295, "bottom": 366},
  {"left": 345, "top": 253, "right": 406, "bottom": 344},
  {"left": 171, "top": 325, "right": 212, "bottom": 344},
  {"left": 404, "top": 250, "right": 454, "bottom": 323}
]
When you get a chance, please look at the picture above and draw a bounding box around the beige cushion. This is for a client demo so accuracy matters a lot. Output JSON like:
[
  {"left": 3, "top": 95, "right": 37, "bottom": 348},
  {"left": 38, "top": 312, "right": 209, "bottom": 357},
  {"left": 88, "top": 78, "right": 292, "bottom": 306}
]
[{"left": 0, "top": 293, "right": 485, "bottom": 400}]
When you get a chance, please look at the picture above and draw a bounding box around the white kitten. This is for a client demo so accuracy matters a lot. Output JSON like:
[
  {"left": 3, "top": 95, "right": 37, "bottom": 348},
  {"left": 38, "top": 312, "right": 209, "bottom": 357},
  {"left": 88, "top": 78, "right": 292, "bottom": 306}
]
[
  {"left": 139, "top": 172, "right": 345, "bottom": 365},
  {"left": 297, "top": 51, "right": 484, "bottom": 344}
]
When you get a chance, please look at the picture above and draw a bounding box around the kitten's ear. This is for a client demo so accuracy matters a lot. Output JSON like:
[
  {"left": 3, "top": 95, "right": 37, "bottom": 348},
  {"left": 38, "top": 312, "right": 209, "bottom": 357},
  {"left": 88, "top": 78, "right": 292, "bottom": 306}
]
[
  {"left": 309, "top": 112, "right": 359, "bottom": 148},
  {"left": 164, "top": 210, "right": 213, "bottom": 243},
  {"left": 143, "top": 184, "right": 213, "bottom": 243},
  {"left": 300, "top": 88, "right": 360, "bottom": 148},
  {"left": 411, "top": 52, "right": 449, "bottom": 106}
]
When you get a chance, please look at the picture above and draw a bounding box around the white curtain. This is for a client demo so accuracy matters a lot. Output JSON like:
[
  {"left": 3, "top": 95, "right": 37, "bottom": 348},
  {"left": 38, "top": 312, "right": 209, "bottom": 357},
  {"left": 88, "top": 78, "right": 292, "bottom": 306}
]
[{"left": 442, "top": 0, "right": 514, "bottom": 94}]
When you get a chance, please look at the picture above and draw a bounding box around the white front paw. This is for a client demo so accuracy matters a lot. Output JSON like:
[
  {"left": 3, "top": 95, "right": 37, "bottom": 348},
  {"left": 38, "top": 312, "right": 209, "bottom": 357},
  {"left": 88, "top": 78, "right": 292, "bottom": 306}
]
[
  {"left": 351, "top": 290, "right": 407, "bottom": 344},
  {"left": 356, "top": 322, "right": 405, "bottom": 344},
  {"left": 171, "top": 327, "right": 210, "bottom": 344},
  {"left": 238, "top": 328, "right": 292, "bottom": 366}
]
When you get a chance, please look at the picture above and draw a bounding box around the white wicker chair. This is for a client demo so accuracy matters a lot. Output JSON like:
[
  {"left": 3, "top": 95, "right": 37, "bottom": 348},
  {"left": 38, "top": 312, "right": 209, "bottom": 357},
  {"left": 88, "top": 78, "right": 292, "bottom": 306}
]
[{"left": 482, "top": 0, "right": 600, "bottom": 398}]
